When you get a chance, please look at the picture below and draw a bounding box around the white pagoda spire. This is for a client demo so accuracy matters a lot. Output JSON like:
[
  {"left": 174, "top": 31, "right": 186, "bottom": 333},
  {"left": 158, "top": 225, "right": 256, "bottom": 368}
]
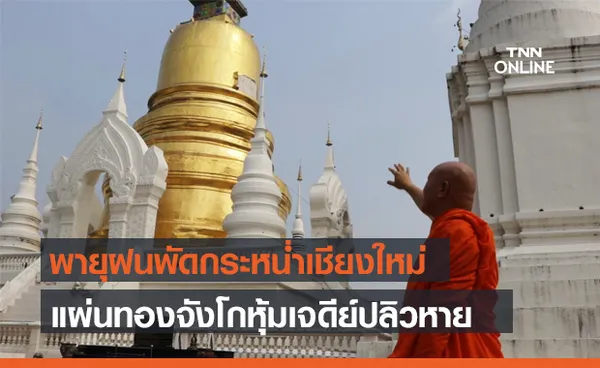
[
  {"left": 0, "top": 112, "right": 44, "bottom": 252},
  {"left": 291, "top": 162, "right": 305, "bottom": 238},
  {"left": 223, "top": 48, "right": 286, "bottom": 238},
  {"left": 104, "top": 50, "right": 128, "bottom": 120},
  {"left": 324, "top": 121, "right": 335, "bottom": 171}
]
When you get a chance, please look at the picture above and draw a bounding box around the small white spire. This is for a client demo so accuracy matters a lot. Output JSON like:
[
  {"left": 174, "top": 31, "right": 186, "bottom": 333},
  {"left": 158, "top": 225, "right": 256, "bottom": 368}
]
[
  {"left": 292, "top": 162, "right": 305, "bottom": 239},
  {"left": 223, "top": 47, "right": 286, "bottom": 238},
  {"left": 324, "top": 121, "right": 335, "bottom": 171},
  {"left": 0, "top": 111, "right": 44, "bottom": 251},
  {"left": 104, "top": 50, "right": 128, "bottom": 120}
]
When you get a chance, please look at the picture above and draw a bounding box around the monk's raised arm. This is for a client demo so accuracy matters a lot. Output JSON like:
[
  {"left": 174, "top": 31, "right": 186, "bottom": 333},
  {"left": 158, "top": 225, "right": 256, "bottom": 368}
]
[
  {"left": 405, "top": 183, "right": 434, "bottom": 221},
  {"left": 387, "top": 164, "right": 433, "bottom": 221}
]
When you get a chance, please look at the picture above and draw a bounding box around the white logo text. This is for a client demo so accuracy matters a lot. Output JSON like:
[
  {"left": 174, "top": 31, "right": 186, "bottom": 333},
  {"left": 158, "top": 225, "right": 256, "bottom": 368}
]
[{"left": 494, "top": 47, "right": 555, "bottom": 75}]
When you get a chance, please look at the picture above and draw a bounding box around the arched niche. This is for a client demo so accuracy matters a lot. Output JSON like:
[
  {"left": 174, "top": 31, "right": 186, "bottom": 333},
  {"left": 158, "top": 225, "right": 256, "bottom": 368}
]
[
  {"left": 45, "top": 110, "right": 168, "bottom": 239},
  {"left": 309, "top": 171, "right": 353, "bottom": 239}
]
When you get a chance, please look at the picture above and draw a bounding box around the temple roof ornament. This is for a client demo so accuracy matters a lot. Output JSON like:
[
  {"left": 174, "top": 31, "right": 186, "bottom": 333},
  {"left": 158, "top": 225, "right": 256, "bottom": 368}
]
[
  {"left": 452, "top": 9, "right": 470, "bottom": 53},
  {"left": 325, "top": 121, "right": 335, "bottom": 171},
  {"left": 292, "top": 162, "right": 305, "bottom": 239},
  {"left": 118, "top": 50, "right": 127, "bottom": 83},
  {"left": 45, "top": 57, "right": 167, "bottom": 239},
  {"left": 105, "top": 51, "right": 128, "bottom": 120},
  {"left": 190, "top": 0, "right": 248, "bottom": 24},
  {"left": 310, "top": 121, "right": 351, "bottom": 238}
]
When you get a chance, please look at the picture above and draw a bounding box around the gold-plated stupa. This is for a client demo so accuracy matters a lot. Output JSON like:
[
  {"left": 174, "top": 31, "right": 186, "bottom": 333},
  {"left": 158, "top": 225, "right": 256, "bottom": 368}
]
[{"left": 125, "top": 0, "right": 291, "bottom": 238}]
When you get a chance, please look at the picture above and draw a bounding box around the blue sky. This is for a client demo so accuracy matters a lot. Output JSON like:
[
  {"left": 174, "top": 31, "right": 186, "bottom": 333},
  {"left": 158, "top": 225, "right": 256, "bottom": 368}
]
[{"left": 0, "top": 0, "right": 479, "bottom": 238}]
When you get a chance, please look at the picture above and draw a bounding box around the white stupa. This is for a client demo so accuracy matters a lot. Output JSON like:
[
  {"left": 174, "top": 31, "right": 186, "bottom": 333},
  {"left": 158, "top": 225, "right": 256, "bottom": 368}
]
[
  {"left": 0, "top": 113, "right": 44, "bottom": 253},
  {"left": 222, "top": 52, "right": 287, "bottom": 238},
  {"left": 446, "top": 0, "right": 600, "bottom": 358}
]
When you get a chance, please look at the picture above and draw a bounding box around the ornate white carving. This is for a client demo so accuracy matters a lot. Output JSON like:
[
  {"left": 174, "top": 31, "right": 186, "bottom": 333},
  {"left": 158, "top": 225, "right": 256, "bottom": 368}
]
[
  {"left": 46, "top": 80, "right": 168, "bottom": 239},
  {"left": 139, "top": 146, "right": 168, "bottom": 187},
  {"left": 309, "top": 170, "right": 352, "bottom": 239}
]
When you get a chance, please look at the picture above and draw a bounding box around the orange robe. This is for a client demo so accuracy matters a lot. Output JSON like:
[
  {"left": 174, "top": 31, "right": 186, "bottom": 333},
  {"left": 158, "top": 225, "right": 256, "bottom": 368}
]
[{"left": 388, "top": 208, "right": 504, "bottom": 358}]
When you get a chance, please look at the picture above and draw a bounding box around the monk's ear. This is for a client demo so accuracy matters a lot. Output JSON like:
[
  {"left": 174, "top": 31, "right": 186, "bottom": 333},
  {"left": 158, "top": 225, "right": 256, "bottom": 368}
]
[{"left": 438, "top": 181, "right": 450, "bottom": 197}]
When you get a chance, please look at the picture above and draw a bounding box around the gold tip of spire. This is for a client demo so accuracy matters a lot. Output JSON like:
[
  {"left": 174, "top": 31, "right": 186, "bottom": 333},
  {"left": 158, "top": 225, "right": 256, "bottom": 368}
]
[
  {"left": 260, "top": 46, "right": 268, "bottom": 78},
  {"left": 326, "top": 121, "right": 332, "bottom": 146},
  {"left": 35, "top": 109, "right": 43, "bottom": 130},
  {"left": 118, "top": 50, "right": 127, "bottom": 83},
  {"left": 297, "top": 161, "right": 303, "bottom": 181}
]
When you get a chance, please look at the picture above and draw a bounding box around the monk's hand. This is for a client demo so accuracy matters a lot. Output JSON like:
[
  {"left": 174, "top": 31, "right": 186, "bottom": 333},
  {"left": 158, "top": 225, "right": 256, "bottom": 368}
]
[{"left": 387, "top": 163, "right": 413, "bottom": 190}]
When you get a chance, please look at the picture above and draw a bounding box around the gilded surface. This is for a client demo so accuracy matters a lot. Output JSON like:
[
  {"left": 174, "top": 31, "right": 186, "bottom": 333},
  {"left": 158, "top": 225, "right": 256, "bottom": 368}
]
[
  {"left": 122, "top": 15, "right": 291, "bottom": 239},
  {"left": 157, "top": 17, "right": 260, "bottom": 91},
  {"left": 89, "top": 128, "right": 290, "bottom": 239},
  {"left": 88, "top": 175, "right": 111, "bottom": 239}
]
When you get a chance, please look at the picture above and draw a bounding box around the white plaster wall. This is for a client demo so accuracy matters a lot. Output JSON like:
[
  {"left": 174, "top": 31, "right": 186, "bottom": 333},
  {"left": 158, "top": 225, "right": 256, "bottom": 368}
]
[
  {"left": 450, "top": 37, "right": 600, "bottom": 227},
  {"left": 466, "top": 99, "right": 501, "bottom": 219},
  {"left": 507, "top": 89, "right": 600, "bottom": 212}
]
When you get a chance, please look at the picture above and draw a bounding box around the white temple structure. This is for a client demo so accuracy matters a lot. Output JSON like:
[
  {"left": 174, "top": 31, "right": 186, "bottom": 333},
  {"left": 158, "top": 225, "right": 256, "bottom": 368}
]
[
  {"left": 448, "top": 0, "right": 600, "bottom": 358},
  {"left": 222, "top": 55, "right": 287, "bottom": 238},
  {"left": 2, "top": 0, "right": 600, "bottom": 359},
  {"left": 357, "top": 0, "right": 600, "bottom": 358},
  {"left": 0, "top": 2, "right": 371, "bottom": 353},
  {"left": 0, "top": 57, "right": 371, "bottom": 357},
  {"left": 0, "top": 114, "right": 44, "bottom": 253}
]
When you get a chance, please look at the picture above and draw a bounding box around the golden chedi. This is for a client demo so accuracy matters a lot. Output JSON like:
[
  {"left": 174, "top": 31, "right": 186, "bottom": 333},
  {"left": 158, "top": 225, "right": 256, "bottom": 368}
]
[
  {"left": 129, "top": 0, "right": 290, "bottom": 238},
  {"left": 89, "top": 134, "right": 291, "bottom": 238}
]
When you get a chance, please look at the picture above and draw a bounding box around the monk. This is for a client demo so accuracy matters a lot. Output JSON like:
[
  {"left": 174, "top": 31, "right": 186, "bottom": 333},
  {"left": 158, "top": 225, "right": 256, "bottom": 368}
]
[{"left": 386, "top": 162, "right": 503, "bottom": 358}]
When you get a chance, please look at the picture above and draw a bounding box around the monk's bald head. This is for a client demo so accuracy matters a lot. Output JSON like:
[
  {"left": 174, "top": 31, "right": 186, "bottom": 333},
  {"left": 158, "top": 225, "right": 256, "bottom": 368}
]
[
  {"left": 431, "top": 162, "right": 477, "bottom": 195},
  {"left": 421, "top": 161, "right": 477, "bottom": 218}
]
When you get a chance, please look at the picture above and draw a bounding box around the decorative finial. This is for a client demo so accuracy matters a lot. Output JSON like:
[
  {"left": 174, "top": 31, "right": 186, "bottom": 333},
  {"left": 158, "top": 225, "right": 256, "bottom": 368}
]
[
  {"left": 326, "top": 121, "right": 332, "bottom": 146},
  {"left": 297, "top": 161, "right": 303, "bottom": 181},
  {"left": 36, "top": 109, "right": 43, "bottom": 130},
  {"left": 452, "top": 9, "right": 470, "bottom": 52},
  {"left": 260, "top": 46, "right": 268, "bottom": 78},
  {"left": 118, "top": 50, "right": 127, "bottom": 83}
]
